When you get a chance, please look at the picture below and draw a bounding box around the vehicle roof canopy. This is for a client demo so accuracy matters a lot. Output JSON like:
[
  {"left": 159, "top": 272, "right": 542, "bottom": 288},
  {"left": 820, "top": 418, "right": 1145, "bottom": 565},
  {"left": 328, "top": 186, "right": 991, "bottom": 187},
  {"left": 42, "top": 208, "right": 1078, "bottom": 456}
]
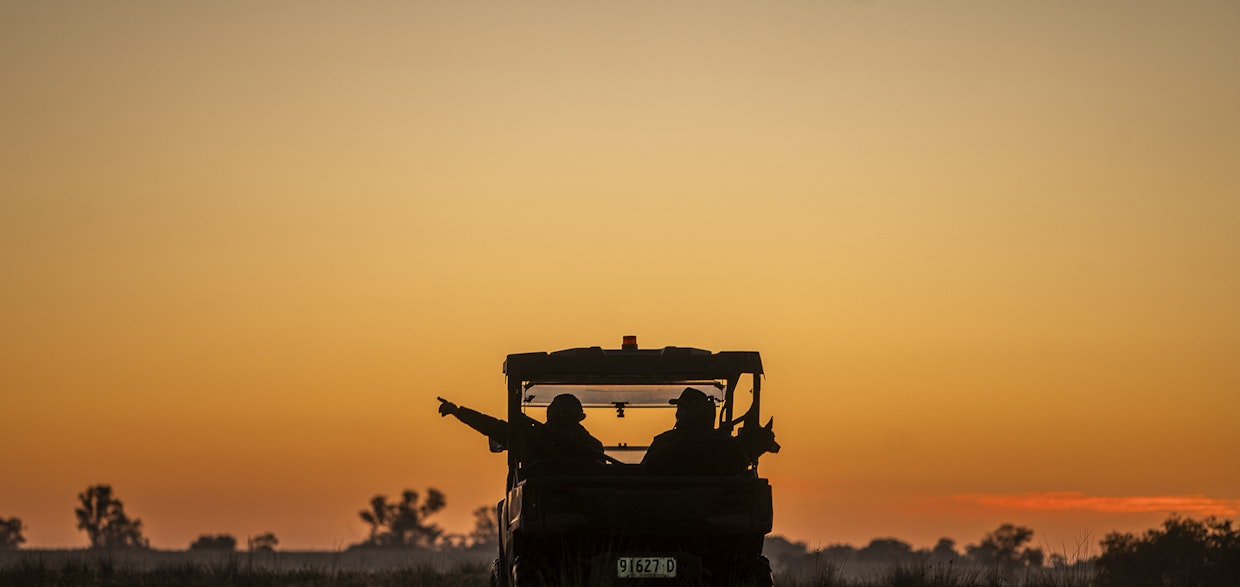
[{"left": 504, "top": 346, "right": 763, "bottom": 383}]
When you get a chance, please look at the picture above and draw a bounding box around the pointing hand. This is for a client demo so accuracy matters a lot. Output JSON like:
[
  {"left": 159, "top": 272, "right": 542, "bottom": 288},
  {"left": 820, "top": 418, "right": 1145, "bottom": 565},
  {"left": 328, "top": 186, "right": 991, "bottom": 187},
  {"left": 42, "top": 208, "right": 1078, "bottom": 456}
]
[{"left": 437, "top": 397, "right": 458, "bottom": 417}]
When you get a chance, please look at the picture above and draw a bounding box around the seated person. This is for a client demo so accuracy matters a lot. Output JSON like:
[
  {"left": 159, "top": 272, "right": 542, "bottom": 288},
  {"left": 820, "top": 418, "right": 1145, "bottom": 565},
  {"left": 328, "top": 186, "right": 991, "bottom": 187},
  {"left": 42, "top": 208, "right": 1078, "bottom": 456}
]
[
  {"left": 438, "top": 393, "right": 605, "bottom": 466},
  {"left": 641, "top": 387, "right": 749, "bottom": 476}
]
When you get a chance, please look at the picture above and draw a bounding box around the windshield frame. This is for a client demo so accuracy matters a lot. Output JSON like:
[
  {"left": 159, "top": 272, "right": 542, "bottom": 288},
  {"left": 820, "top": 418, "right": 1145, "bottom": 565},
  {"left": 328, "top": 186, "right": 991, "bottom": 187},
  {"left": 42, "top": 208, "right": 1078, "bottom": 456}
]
[{"left": 502, "top": 345, "right": 764, "bottom": 481}]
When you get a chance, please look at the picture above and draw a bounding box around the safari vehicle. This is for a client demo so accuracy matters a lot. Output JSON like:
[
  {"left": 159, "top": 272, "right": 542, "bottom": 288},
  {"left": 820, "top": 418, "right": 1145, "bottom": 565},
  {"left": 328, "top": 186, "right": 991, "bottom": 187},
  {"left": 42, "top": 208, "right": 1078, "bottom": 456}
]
[{"left": 491, "top": 337, "right": 778, "bottom": 587}]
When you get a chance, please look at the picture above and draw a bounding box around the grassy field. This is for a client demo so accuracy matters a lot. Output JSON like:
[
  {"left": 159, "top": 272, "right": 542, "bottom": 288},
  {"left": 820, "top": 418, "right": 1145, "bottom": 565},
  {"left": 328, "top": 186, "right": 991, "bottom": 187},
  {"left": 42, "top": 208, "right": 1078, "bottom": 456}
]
[
  {"left": 774, "top": 560, "right": 1096, "bottom": 587},
  {"left": 0, "top": 549, "right": 494, "bottom": 586},
  {"left": 0, "top": 549, "right": 1099, "bottom": 586}
]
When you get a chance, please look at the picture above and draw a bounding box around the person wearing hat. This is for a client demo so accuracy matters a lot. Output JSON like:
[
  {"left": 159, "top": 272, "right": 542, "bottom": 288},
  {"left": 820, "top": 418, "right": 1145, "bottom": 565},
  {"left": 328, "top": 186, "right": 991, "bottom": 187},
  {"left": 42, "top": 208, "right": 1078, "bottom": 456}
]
[
  {"left": 641, "top": 387, "right": 748, "bottom": 476},
  {"left": 438, "top": 393, "right": 605, "bottom": 465}
]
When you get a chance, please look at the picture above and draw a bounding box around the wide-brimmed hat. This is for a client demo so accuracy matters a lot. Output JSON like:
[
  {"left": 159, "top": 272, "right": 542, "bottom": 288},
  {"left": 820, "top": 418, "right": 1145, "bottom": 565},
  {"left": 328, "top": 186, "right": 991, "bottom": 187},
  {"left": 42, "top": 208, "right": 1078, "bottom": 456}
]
[{"left": 669, "top": 387, "right": 713, "bottom": 407}]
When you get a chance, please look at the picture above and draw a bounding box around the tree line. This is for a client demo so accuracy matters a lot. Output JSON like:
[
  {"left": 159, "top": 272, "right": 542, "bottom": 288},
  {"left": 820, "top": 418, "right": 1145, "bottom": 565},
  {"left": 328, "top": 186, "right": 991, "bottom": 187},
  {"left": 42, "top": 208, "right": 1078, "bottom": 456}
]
[
  {"left": 4, "top": 486, "right": 1238, "bottom": 585},
  {"left": 0, "top": 483, "right": 495, "bottom": 553},
  {"left": 767, "top": 523, "right": 1050, "bottom": 571},
  {"left": 765, "top": 517, "right": 1239, "bottom": 586}
]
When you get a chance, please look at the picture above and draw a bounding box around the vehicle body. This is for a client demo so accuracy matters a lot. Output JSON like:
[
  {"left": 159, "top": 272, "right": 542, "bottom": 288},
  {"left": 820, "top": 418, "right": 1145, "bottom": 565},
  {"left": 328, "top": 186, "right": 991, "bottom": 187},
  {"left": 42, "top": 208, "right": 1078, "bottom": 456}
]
[{"left": 491, "top": 338, "right": 778, "bottom": 586}]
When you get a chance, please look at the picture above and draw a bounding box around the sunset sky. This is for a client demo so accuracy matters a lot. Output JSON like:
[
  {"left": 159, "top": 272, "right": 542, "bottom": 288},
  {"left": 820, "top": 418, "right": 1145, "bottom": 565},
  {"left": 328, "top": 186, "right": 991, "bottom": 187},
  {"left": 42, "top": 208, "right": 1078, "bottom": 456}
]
[{"left": 3, "top": 2, "right": 1238, "bottom": 552}]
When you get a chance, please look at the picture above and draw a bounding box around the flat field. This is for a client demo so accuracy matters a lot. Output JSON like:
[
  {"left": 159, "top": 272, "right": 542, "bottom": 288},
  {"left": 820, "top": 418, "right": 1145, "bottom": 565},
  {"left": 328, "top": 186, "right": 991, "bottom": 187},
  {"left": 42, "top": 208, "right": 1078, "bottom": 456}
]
[
  {"left": 0, "top": 548, "right": 1096, "bottom": 586},
  {"left": 0, "top": 548, "right": 493, "bottom": 586}
]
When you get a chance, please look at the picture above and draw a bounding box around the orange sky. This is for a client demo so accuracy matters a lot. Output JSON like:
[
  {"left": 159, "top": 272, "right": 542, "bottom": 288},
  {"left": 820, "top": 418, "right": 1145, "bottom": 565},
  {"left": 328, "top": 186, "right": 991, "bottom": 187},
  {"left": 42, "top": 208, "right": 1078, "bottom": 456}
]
[{"left": 2, "top": 2, "right": 1238, "bottom": 551}]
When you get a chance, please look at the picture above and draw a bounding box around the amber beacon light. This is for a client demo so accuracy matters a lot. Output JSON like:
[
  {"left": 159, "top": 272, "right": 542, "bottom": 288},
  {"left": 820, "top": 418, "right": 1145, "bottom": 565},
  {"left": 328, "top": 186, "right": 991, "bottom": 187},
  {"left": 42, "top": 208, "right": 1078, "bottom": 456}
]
[{"left": 622, "top": 335, "right": 638, "bottom": 350}]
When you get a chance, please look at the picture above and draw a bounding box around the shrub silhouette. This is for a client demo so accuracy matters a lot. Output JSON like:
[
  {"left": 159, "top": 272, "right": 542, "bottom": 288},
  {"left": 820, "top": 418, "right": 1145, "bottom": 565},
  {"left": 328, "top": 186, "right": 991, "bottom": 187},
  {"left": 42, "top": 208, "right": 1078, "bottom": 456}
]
[
  {"left": 74, "top": 484, "right": 147, "bottom": 548},
  {"left": 189, "top": 534, "right": 237, "bottom": 551},
  {"left": 1098, "top": 515, "right": 1240, "bottom": 587},
  {"left": 0, "top": 517, "right": 24, "bottom": 550},
  {"left": 248, "top": 532, "right": 279, "bottom": 552}
]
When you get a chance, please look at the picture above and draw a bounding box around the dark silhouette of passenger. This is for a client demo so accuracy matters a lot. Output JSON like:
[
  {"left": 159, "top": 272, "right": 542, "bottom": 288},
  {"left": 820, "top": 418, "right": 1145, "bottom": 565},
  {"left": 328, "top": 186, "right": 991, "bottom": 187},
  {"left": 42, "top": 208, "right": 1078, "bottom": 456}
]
[
  {"left": 641, "top": 387, "right": 749, "bottom": 476},
  {"left": 438, "top": 394, "right": 605, "bottom": 465}
]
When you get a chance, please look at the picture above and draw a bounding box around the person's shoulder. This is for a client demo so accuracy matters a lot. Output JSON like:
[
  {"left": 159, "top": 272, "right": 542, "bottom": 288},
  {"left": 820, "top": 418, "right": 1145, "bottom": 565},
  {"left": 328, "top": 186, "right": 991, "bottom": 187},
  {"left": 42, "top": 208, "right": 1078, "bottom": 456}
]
[
  {"left": 575, "top": 425, "right": 604, "bottom": 448},
  {"left": 587, "top": 432, "right": 604, "bottom": 446},
  {"left": 649, "top": 429, "right": 680, "bottom": 446}
]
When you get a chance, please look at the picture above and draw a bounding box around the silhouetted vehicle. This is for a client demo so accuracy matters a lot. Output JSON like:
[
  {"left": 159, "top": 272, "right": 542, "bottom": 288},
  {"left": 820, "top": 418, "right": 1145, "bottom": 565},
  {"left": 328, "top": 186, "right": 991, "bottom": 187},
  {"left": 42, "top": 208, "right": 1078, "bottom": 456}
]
[{"left": 489, "top": 337, "right": 779, "bottom": 587}]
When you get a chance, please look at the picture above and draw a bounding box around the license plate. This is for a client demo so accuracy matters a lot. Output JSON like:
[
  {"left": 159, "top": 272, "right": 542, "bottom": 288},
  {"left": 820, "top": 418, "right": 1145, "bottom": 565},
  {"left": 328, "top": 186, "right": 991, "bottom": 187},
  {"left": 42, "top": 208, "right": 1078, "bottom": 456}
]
[{"left": 617, "top": 556, "right": 677, "bottom": 578}]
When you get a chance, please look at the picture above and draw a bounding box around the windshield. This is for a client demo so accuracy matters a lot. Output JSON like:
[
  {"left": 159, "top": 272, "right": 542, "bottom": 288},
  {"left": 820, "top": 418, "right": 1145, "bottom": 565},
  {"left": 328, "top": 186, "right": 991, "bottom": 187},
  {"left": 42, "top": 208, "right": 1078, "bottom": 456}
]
[
  {"left": 522, "top": 382, "right": 726, "bottom": 407},
  {"left": 520, "top": 381, "right": 731, "bottom": 464}
]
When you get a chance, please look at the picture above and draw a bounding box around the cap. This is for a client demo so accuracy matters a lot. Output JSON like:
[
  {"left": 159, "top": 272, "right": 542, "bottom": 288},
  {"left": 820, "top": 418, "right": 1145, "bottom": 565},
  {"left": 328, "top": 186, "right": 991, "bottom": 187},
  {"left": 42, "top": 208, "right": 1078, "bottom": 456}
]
[{"left": 548, "top": 393, "right": 586, "bottom": 421}]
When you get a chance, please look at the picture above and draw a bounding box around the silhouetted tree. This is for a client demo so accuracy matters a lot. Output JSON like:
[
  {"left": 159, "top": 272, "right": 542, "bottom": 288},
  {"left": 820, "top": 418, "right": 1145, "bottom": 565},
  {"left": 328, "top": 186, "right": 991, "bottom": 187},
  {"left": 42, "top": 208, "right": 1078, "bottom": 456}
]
[
  {"left": 357, "top": 488, "right": 446, "bottom": 547},
  {"left": 360, "top": 495, "right": 392, "bottom": 545},
  {"left": 819, "top": 543, "right": 858, "bottom": 563},
  {"left": 74, "top": 485, "right": 147, "bottom": 548},
  {"left": 248, "top": 532, "right": 279, "bottom": 553},
  {"left": 930, "top": 537, "right": 961, "bottom": 562},
  {"left": 189, "top": 534, "right": 237, "bottom": 551},
  {"left": 391, "top": 488, "right": 446, "bottom": 547},
  {"left": 0, "top": 517, "right": 25, "bottom": 550},
  {"left": 468, "top": 505, "right": 499, "bottom": 547},
  {"left": 966, "top": 523, "right": 1043, "bottom": 569},
  {"left": 1098, "top": 515, "right": 1240, "bottom": 587},
  {"left": 857, "top": 538, "right": 915, "bottom": 563},
  {"left": 439, "top": 533, "right": 469, "bottom": 549},
  {"left": 763, "top": 535, "right": 814, "bottom": 570}
]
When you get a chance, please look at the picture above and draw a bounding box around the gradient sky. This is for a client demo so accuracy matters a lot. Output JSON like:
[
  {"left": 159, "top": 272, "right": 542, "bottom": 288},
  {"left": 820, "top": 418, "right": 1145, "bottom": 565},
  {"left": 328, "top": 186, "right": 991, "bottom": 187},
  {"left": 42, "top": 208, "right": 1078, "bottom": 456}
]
[{"left": 3, "top": 1, "right": 1238, "bottom": 552}]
